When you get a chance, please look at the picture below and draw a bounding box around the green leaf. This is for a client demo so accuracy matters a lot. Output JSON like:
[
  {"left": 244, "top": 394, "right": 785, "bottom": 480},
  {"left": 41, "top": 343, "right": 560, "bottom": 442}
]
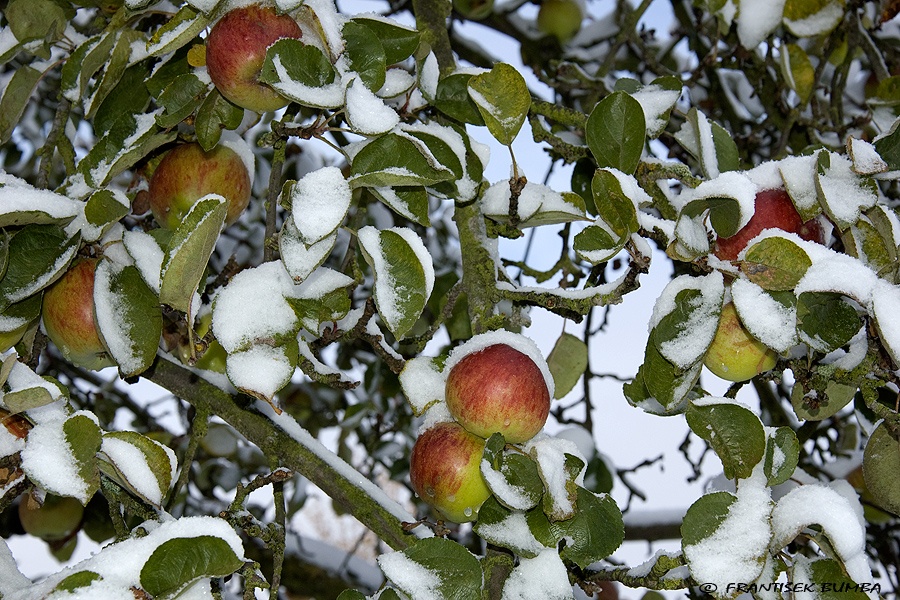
[
  {"left": 790, "top": 379, "right": 858, "bottom": 421},
  {"left": 100, "top": 431, "right": 175, "bottom": 507},
  {"left": 0, "top": 225, "right": 80, "bottom": 311},
  {"left": 573, "top": 225, "right": 622, "bottom": 265},
  {"left": 681, "top": 491, "right": 735, "bottom": 546},
  {"left": 591, "top": 169, "right": 641, "bottom": 237},
  {"left": 680, "top": 191, "right": 745, "bottom": 239},
  {"left": 94, "top": 262, "right": 163, "bottom": 377},
  {"left": 357, "top": 227, "right": 432, "bottom": 339},
  {"left": 86, "top": 30, "right": 144, "bottom": 119},
  {"left": 0, "top": 294, "right": 42, "bottom": 337},
  {"left": 63, "top": 413, "right": 102, "bottom": 501},
  {"left": 286, "top": 284, "right": 352, "bottom": 334},
  {"left": 873, "top": 119, "right": 900, "bottom": 171},
  {"left": 467, "top": 63, "right": 531, "bottom": 146},
  {"left": 815, "top": 153, "right": 878, "bottom": 230},
  {"left": 350, "top": 17, "right": 420, "bottom": 65},
  {"left": 336, "top": 591, "right": 367, "bottom": 600},
  {"left": 155, "top": 74, "right": 209, "bottom": 129},
  {"left": 674, "top": 108, "right": 738, "bottom": 177},
  {"left": 3, "top": 384, "right": 55, "bottom": 413},
  {"left": 585, "top": 91, "right": 646, "bottom": 174},
  {"left": 370, "top": 187, "right": 431, "bottom": 226},
  {"left": 764, "top": 427, "right": 800, "bottom": 486},
  {"left": 195, "top": 89, "right": 244, "bottom": 152},
  {"left": 796, "top": 291, "right": 861, "bottom": 353},
  {"left": 631, "top": 341, "right": 700, "bottom": 412},
  {"left": 799, "top": 558, "right": 871, "bottom": 600},
  {"left": 0, "top": 66, "right": 43, "bottom": 145},
  {"left": 780, "top": 43, "right": 815, "bottom": 103},
  {"left": 378, "top": 537, "right": 482, "bottom": 600},
  {"left": 93, "top": 63, "right": 152, "bottom": 136},
  {"left": 84, "top": 189, "right": 130, "bottom": 230},
  {"left": 550, "top": 487, "right": 624, "bottom": 568},
  {"left": 547, "top": 332, "right": 589, "bottom": 399},
  {"left": 741, "top": 236, "right": 812, "bottom": 291},
  {"left": 259, "top": 38, "right": 338, "bottom": 107},
  {"left": 61, "top": 33, "right": 116, "bottom": 104},
  {"left": 159, "top": 196, "right": 228, "bottom": 318},
  {"left": 54, "top": 571, "right": 102, "bottom": 593},
  {"left": 349, "top": 134, "right": 454, "bottom": 189},
  {"left": 342, "top": 21, "right": 386, "bottom": 91},
  {"left": 863, "top": 422, "right": 900, "bottom": 516},
  {"left": 140, "top": 535, "right": 243, "bottom": 598},
  {"left": 473, "top": 496, "right": 547, "bottom": 558},
  {"left": 434, "top": 72, "right": 485, "bottom": 125},
  {"left": 147, "top": 4, "right": 209, "bottom": 57},
  {"left": 845, "top": 219, "right": 896, "bottom": 281},
  {"left": 480, "top": 433, "right": 543, "bottom": 510},
  {"left": 651, "top": 275, "right": 724, "bottom": 369},
  {"left": 5, "top": 0, "right": 67, "bottom": 45},
  {"left": 686, "top": 399, "right": 766, "bottom": 480}
]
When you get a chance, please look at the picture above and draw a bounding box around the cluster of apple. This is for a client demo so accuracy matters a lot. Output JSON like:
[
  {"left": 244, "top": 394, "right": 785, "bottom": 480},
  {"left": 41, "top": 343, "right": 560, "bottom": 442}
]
[
  {"left": 408, "top": 339, "right": 552, "bottom": 523},
  {"left": 703, "top": 188, "right": 824, "bottom": 382}
]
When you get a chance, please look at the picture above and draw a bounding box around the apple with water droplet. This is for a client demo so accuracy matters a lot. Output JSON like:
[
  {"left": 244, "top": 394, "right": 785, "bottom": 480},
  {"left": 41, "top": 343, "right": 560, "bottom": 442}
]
[
  {"left": 18, "top": 491, "right": 84, "bottom": 541},
  {"left": 704, "top": 302, "right": 777, "bottom": 382},
  {"left": 445, "top": 343, "right": 551, "bottom": 443},
  {"left": 206, "top": 4, "right": 302, "bottom": 113},
  {"left": 42, "top": 258, "right": 115, "bottom": 371},
  {"left": 714, "top": 188, "right": 824, "bottom": 261},
  {"left": 536, "top": 0, "right": 583, "bottom": 44},
  {"left": 409, "top": 421, "right": 491, "bottom": 523},
  {"left": 148, "top": 142, "right": 251, "bottom": 230}
]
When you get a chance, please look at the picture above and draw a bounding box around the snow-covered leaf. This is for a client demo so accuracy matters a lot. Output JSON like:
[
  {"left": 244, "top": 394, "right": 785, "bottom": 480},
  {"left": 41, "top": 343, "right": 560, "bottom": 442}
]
[
  {"left": 674, "top": 108, "right": 739, "bottom": 179},
  {"left": 482, "top": 181, "right": 586, "bottom": 228},
  {"left": 86, "top": 30, "right": 144, "bottom": 120},
  {"left": 342, "top": 20, "right": 386, "bottom": 91},
  {"left": 357, "top": 226, "right": 434, "bottom": 339},
  {"left": 0, "top": 224, "right": 79, "bottom": 311},
  {"left": 99, "top": 430, "right": 176, "bottom": 507},
  {"left": 0, "top": 65, "right": 42, "bottom": 145},
  {"left": 84, "top": 189, "right": 130, "bottom": 236},
  {"left": 473, "top": 497, "right": 548, "bottom": 558},
  {"left": 686, "top": 398, "right": 765, "bottom": 480},
  {"left": 349, "top": 133, "right": 455, "bottom": 188},
  {"left": 370, "top": 187, "right": 430, "bottom": 227},
  {"left": 94, "top": 260, "right": 163, "bottom": 377},
  {"left": 741, "top": 235, "right": 812, "bottom": 291},
  {"left": 764, "top": 427, "right": 799, "bottom": 486},
  {"left": 259, "top": 38, "right": 342, "bottom": 109},
  {"left": 226, "top": 341, "right": 298, "bottom": 404},
  {"left": 650, "top": 272, "right": 724, "bottom": 370},
  {"left": 61, "top": 33, "right": 116, "bottom": 104},
  {"left": 815, "top": 152, "right": 878, "bottom": 230},
  {"left": 350, "top": 16, "right": 419, "bottom": 65},
  {"left": 289, "top": 166, "right": 352, "bottom": 245},
  {"left": 467, "top": 63, "right": 530, "bottom": 146},
  {"left": 586, "top": 91, "right": 645, "bottom": 174},
  {"left": 481, "top": 433, "right": 543, "bottom": 511},
  {"left": 159, "top": 195, "right": 228, "bottom": 318},
  {"left": 147, "top": 4, "right": 210, "bottom": 57},
  {"left": 377, "top": 537, "right": 482, "bottom": 600},
  {"left": 0, "top": 175, "right": 80, "bottom": 228},
  {"left": 284, "top": 268, "right": 353, "bottom": 333},
  {"left": 279, "top": 218, "right": 336, "bottom": 283},
  {"left": 795, "top": 291, "right": 860, "bottom": 353}
]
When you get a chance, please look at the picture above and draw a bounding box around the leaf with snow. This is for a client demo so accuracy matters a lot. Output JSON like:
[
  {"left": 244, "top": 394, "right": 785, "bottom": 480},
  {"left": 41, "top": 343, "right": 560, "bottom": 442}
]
[
  {"left": 741, "top": 235, "right": 812, "bottom": 291},
  {"left": 650, "top": 272, "right": 724, "bottom": 369},
  {"left": 94, "top": 260, "right": 163, "bottom": 377},
  {"left": 844, "top": 219, "right": 896, "bottom": 282},
  {"left": 482, "top": 180, "right": 586, "bottom": 228},
  {"left": 342, "top": 20, "right": 386, "bottom": 92},
  {"left": 86, "top": 29, "right": 144, "bottom": 120},
  {"left": 686, "top": 398, "right": 766, "bottom": 481},
  {"left": 259, "top": 38, "right": 342, "bottom": 109},
  {"left": 99, "top": 430, "right": 176, "bottom": 508},
  {"left": 873, "top": 280, "right": 900, "bottom": 366},
  {"left": 345, "top": 76, "right": 399, "bottom": 135},
  {"left": 279, "top": 218, "right": 336, "bottom": 283},
  {"left": 284, "top": 267, "right": 354, "bottom": 333},
  {"left": 674, "top": 107, "right": 739, "bottom": 179},
  {"left": 679, "top": 171, "right": 756, "bottom": 239},
  {"left": 226, "top": 341, "right": 298, "bottom": 405},
  {"left": 624, "top": 341, "right": 701, "bottom": 414},
  {"left": 377, "top": 537, "right": 482, "bottom": 600},
  {"left": 0, "top": 294, "right": 40, "bottom": 345},
  {"left": 289, "top": 167, "right": 352, "bottom": 245},
  {"left": 140, "top": 534, "right": 244, "bottom": 598},
  {"left": 528, "top": 438, "right": 584, "bottom": 521},
  {"left": 398, "top": 355, "right": 445, "bottom": 415},
  {"left": 481, "top": 433, "right": 543, "bottom": 511},
  {"left": 763, "top": 427, "right": 799, "bottom": 486},
  {"left": 357, "top": 226, "right": 434, "bottom": 340},
  {"left": 61, "top": 32, "right": 116, "bottom": 104},
  {"left": 0, "top": 224, "right": 80, "bottom": 312},
  {"left": 370, "top": 187, "right": 430, "bottom": 227},
  {"left": 350, "top": 16, "right": 419, "bottom": 65},
  {"left": 467, "top": 63, "right": 530, "bottom": 146},
  {"left": 0, "top": 174, "right": 80, "bottom": 228},
  {"left": 501, "top": 548, "right": 573, "bottom": 600},
  {"left": 629, "top": 76, "right": 682, "bottom": 138},
  {"left": 796, "top": 291, "right": 861, "bottom": 353},
  {"left": 815, "top": 152, "right": 878, "bottom": 230},
  {"left": 473, "top": 497, "right": 548, "bottom": 558},
  {"left": 731, "top": 279, "right": 797, "bottom": 353},
  {"left": 349, "top": 133, "right": 456, "bottom": 188},
  {"left": 159, "top": 195, "right": 228, "bottom": 320},
  {"left": 146, "top": 4, "right": 210, "bottom": 57},
  {"left": 84, "top": 189, "right": 130, "bottom": 233},
  {"left": 783, "top": 0, "right": 844, "bottom": 38}
]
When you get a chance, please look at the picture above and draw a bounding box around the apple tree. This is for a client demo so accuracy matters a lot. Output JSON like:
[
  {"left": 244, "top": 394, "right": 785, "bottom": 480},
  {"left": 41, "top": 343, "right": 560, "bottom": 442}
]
[{"left": 1, "top": 0, "right": 900, "bottom": 597}]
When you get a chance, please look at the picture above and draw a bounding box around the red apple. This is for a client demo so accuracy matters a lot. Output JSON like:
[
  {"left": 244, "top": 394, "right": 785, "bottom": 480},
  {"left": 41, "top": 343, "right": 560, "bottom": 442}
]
[
  {"left": 18, "top": 491, "right": 84, "bottom": 541},
  {"left": 148, "top": 142, "right": 251, "bottom": 230},
  {"left": 42, "top": 258, "right": 114, "bottom": 371},
  {"left": 703, "top": 302, "right": 777, "bottom": 382},
  {"left": 206, "top": 4, "right": 302, "bottom": 113},
  {"left": 714, "top": 188, "right": 824, "bottom": 261},
  {"left": 537, "top": 0, "right": 583, "bottom": 43},
  {"left": 409, "top": 421, "right": 492, "bottom": 523},
  {"left": 445, "top": 343, "right": 551, "bottom": 444}
]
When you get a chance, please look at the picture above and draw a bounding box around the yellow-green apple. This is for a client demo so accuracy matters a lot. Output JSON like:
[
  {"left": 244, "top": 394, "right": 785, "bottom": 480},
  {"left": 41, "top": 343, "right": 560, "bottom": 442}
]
[
  {"left": 714, "top": 188, "right": 824, "bottom": 261},
  {"left": 148, "top": 142, "right": 251, "bottom": 230},
  {"left": 205, "top": 4, "right": 302, "bottom": 113},
  {"left": 42, "top": 258, "right": 114, "bottom": 370},
  {"left": 453, "top": 0, "right": 494, "bottom": 20},
  {"left": 409, "top": 421, "right": 491, "bottom": 523},
  {"left": 537, "top": 0, "right": 583, "bottom": 43},
  {"left": 445, "top": 343, "right": 550, "bottom": 443},
  {"left": 704, "top": 302, "right": 777, "bottom": 382},
  {"left": 18, "top": 491, "right": 84, "bottom": 541}
]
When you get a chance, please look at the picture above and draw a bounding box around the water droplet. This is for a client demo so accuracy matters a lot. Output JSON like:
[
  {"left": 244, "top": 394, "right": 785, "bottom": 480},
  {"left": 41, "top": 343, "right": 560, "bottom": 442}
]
[
  {"left": 464, "top": 507, "right": 473, "bottom": 517},
  {"left": 446, "top": 494, "right": 455, "bottom": 503},
  {"left": 425, "top": 486, "right": 435, "bottom": 498},
  {"left": 503, "top": 418, "right": 511, "bottom": 427}
]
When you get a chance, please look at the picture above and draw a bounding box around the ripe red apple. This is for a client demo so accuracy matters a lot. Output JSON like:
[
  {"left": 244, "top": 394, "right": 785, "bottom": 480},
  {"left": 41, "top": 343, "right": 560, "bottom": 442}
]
[
  {"left": 537, "top": 0, "right": 583, "bottom": 43},
  {"left": 42, "top": 258, "right": 114, "bottom": 371},
  {"left": 206, "top": 4, "right": 303, "bottom": 113},
  {"left": 18, "top": 491, "right": 84, "bottom": 541},
  {"left": 714, "top": 188, "right": 824, "bottom": 261},
  {"left": 445, "top": 343, "right": 551, "bottom": 444},
  {"left": 148, "top": 142, "right": 251, "bottom": 230},
  {"left": 703, "top": 302, "right": 777, "bottom": 382},
  {"left": 409, "top": 421, "right": 492, "bottom": 523}
]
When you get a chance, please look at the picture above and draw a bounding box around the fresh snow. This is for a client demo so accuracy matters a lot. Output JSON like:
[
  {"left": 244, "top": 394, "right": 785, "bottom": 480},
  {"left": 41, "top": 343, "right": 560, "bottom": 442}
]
[
  {"left": 648, "top": 272, "right": 724, "bottom": 369},
  {"left": 398, "top": 356, "right": 445, "bottom": 415},
  {"left": 501, "top": 547, "right": 572, "bottom": 600},
  {"left": 481, "top": 180, "right": 583, "bottom": 225},
  {"left": 290, "top": 166, "right": 352, "bottom": 244},
  {"left": 731, "top": 278, "right": 797, "bottom": 353},
  {"left": 345, "top": 77, "right": 400, "bottom": 135}
]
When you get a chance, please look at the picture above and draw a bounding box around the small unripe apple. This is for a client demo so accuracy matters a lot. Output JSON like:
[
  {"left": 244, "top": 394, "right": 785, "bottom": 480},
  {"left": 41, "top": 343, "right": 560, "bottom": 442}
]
[
  {"left": 42, "top": 258, "right": 114, "bottom": 371},
  {"left": 453, "top": 0, "right": 494, "bottom": 20},
  {"left": 148, "top": 142, "right": 251, "bottom": 230},
  {"left": 409, "top": 421, "right": 492, "bottom": 523},
  {"left": 537, "top": 0, "right": 583, "bottom": 44},
  {"left": 18, "top": 491, "right": 84, "bottom": 541},
  {"left": 206, "top": 4, "right": 303, "bottom": 113},
  {"left": 714, "top": 188, "right": 824, "bottom": 261},
  {"left": 704, "top": 302, "right": 777, "bottom": 382},
  {"left": 445, "top": 343, "right": 550, "bottom": 443}
]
